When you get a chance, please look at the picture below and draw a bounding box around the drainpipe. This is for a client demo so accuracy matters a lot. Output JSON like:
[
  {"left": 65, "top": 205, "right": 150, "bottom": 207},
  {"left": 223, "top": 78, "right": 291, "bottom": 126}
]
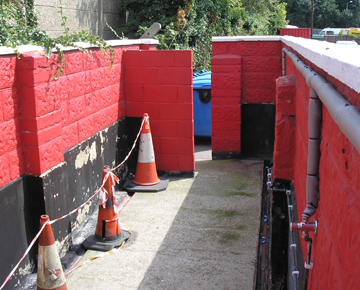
[{"left": 282, "top": 48, "right": 360, "bottom": 154}]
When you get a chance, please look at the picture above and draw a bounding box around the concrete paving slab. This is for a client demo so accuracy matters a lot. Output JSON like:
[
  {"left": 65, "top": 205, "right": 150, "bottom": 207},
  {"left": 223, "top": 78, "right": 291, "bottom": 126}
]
[{"left": 66, "top": 159, "right": 263, "bottom": 290}]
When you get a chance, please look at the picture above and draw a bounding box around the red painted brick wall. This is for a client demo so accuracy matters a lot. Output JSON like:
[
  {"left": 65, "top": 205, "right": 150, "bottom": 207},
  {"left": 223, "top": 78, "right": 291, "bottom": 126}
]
[
  {"left": 211, "top": 40, "right": 282, "bottom": 155},
  {"left": 280, "top": 28, "right": 311, "bottom": 38},
  {"left": 0, "top": 54, "right": 22, "bottom": 187},
  {"left": 124, "top": 50, "right": 195, "bottom": 172},
  {"left": 211, "top": 54, "right": 241, "bottom": 153},
  {"left": 283, "top": 46, "right": 360, "bottom": 289},
  {"left": 15, "top": 46, "right": 131, "bottom": 176},
  {"left": 273, "top": 75, "right": 296, "bottom": 180},
  {"left": 1, "top": 43, "right": 195, "bottom": 187}
]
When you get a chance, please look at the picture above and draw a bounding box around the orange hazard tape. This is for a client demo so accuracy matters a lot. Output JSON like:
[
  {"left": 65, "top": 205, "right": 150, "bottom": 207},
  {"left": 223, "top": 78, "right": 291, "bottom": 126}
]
[{"left": 0, "top": 117, "right": 145, "bottom": 290}]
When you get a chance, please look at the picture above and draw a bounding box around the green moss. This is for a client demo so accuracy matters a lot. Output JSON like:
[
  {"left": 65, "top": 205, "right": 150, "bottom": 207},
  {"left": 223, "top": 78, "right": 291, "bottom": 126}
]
[{"left": 218, "top": 231, "right": 240, "bottom": 244}]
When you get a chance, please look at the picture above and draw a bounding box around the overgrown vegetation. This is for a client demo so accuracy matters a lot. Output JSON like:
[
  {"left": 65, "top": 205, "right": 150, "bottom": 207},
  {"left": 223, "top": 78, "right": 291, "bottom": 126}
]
[
  {"left": 282, "top": 0, "right": 360, "bottom": 28},
  {"left": 119, "top": 0, "right": 288, "bottom": 72},
  {"left": 0, "top": 0, "right": 114, "bottom": 79}
]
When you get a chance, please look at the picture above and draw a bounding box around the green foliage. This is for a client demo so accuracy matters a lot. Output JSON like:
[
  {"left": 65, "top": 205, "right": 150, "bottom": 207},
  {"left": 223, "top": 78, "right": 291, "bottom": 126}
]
[
  {"left": 0, "top": 1, "right": 114, "bottom": 79},
  {"left": 120, "top": 0, "right": 288, "bottom": 72},
  {"left": 0, "top": 0, "right": 48, "bottom": 46},
  {"left": 243, "top": 0, "right": 288, "bottom": 35},
  {"left": 282, "top": 0, "right": 360, "bottom": 28},
  {"left": 121, "top": 0, "right": 187, "bottom": 38}
]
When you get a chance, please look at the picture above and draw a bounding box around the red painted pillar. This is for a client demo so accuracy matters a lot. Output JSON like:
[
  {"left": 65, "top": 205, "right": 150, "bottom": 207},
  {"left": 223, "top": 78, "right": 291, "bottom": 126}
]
[
  {"left": 17, "top": 53, "right": 64, "bottom": 175},
  {"left": 273, "top": 75, "right": 297, "bottom": 181},
  {"left": 211, "top": 54, "right": 241, "bottom": 157}
]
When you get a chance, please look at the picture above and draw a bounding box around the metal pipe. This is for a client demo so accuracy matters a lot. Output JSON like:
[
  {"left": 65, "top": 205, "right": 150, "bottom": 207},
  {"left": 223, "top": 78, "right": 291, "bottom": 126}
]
[
  {"left": 286, "top": 190, "right": 300, "bottom": 290},
  {"left": 282, "top": 50, "right": 286, "bottom": 76},
  {"left": 283, "top": 48, "right": 360, "bottom": 155},
  {"left": 304, "top": 238, "right": 313, "bottom": 289}
]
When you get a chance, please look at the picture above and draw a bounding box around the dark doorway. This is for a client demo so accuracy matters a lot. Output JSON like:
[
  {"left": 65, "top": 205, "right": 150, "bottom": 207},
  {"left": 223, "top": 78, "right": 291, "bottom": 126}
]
[{"left": 241, "top": 104, "right": 275, "bottom": 159}]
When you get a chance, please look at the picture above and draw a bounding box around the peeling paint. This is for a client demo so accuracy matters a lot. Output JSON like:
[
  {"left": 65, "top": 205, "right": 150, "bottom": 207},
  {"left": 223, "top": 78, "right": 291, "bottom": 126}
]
[
  {"left": 56, "top": 234, "right": 71, "bottom": 258},
  {"left": 100, "top": 130, "right": 109, "bottom": 155},
  {"left": 75, "top": 141, "right": 97, "bottom": 169},
  {"left": 71, "top": 202, "right": 93, "bottom": 232},
  {"left": 18, "top": 261, "right": 34, "bottom": 276}
]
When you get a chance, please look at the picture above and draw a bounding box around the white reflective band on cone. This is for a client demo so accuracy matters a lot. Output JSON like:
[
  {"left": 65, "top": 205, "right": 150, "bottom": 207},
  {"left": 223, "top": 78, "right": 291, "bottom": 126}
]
[
  {"left": 37, "top": 245, "right": 66, "bottom": 289},
  {"left": 137, "top": 133, "right": 155, "bottom": 163}
]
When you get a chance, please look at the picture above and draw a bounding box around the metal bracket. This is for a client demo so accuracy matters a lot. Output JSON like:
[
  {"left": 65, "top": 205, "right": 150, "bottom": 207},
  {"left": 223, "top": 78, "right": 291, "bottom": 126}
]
[{"left": 304, "top": 262, "right": 314, "bottom": 270}]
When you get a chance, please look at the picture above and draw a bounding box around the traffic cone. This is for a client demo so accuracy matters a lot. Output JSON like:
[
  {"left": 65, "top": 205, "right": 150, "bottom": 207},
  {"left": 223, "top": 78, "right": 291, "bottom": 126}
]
[
  {"left": 82, "top": 166, "right": 130, "bottom": 251},
  {"left": 37, "top": 215, "right": 67, "bottom": 290},
  {"left": 123, "top": 113, "right": 169, "bottom": 193},
  {"left": 133, "top": 113, "right": 160, "bottom": 186}
]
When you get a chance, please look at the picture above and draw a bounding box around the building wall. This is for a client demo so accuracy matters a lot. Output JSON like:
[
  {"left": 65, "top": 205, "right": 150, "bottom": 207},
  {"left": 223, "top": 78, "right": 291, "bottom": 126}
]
[{"left": 34, "top": 0, "right": 124, "bottom": 39}]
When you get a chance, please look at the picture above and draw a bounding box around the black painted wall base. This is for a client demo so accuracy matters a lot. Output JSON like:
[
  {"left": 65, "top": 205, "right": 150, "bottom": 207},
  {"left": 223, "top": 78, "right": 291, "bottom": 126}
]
[
  {"left": 212, "top": 151, "right": 242, "bottom": 160},
  {"left": 241, "top": 103, "right": 275, "bottom": 160},
  {"left": 0, "top": 118, "right": 128, "bottom": 290},
  {"left": 0, "top": 176, "right": 45, "bottom": 290}
]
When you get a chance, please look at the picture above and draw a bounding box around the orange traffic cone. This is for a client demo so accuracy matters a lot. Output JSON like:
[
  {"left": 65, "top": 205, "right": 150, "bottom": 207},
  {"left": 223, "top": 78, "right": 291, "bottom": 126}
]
[
  {"left": 37, "top": 215, "right": 67, "bottom": 290},
  {"left": 82, "top": 166, "right": 130, "bottom": 251},
  {"left": 123, "top": 113, "right": 169, "bottom": 193},
  {"left": 133, "top": 113, "right": 160, "bottom": 186}
]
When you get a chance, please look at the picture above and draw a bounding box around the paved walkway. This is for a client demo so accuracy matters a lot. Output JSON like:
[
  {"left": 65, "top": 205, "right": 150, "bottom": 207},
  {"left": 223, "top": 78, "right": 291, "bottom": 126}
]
[{"left": 66, "top": 159, "right": 263, "bottom": 290}]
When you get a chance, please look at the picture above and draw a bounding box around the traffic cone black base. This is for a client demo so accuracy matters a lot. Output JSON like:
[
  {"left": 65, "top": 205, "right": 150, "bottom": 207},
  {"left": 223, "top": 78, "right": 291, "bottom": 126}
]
[
  {"left": 123, "top": 176, "right": 169, "bottom": 193},
  {"left": 82, "top": 230, "right": 131, "bottom": 251}
]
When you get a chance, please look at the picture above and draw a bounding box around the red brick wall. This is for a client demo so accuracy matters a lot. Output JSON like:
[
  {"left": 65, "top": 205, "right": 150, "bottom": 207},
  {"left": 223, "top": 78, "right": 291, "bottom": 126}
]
[
  {"left": 283, "top": 47, "right": 360, "bottom": 289},
  {"left": 0, "top": 54, "right": 22, "bottom": 187},
  {"left": 0, "top": 43, "right": 194, "bottom": 187},
  {"left": 273, "top": 75, "right": 296, "bottom": 180},
  {"left": 280, "top": 28, "right": 311, "bottom": 38},
  {"left": 124, "top": 50, "right": 195, "bottom": 172},
  {"left": 15, "top": 46, "right": 132, "bottom": 176},
  {"left": 211, "top": 40, "right": 282, "bottom": 155}
]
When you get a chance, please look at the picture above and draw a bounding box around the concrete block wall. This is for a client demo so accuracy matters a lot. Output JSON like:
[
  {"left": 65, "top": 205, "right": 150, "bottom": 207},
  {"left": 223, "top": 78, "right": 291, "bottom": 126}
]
[
  {"left": 0, "top": 55, "right": 21, "bottom": 187},
  {"left": 281, "top": 38, "right": 360, "bottom": 290},
  {"left": 124, "top": 50, "right": 195, "bottom": 172},
  {"left": 13, "top": 45, "right": 128, "bottom": 177},
  {"left": 34, "top": 0, "right": 124, "bottom": 39},
  {"left": 0, "top": 40, "right": 194, "bottom": 289},
  {"left": 273, "top": 75, "right": 296, "bottom": 180},
  {"left": 212, "top": 35, "right": 360, "bottom": 289},
  {"left": 211, "top": 37, "right": 282, "bottom": 157},
  {"left": 210, "top": 54, "right": 241, "bottom": 155}
]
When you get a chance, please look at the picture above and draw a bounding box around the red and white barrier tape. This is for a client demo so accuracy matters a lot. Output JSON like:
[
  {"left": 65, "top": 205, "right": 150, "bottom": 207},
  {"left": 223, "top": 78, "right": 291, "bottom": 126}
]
[
  {"left": 64, "top": 241, "right": 126, "bottom": 277},
  {"left": 0, "top": 222, "right": 48, "bottom": 290},
  {"left": 0, "top": 116, "right": 146, "bottom": 290},
  {"left": 111, "top": 115, "right": 146, "bottom": 171}
]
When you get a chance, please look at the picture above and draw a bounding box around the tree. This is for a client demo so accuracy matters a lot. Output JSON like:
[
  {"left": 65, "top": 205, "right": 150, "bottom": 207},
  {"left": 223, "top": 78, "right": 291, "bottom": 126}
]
[
  {"left": 282, "top": 0, "right": 360, "bottom": 28},
  {"left": 119, "top": 0, "right": 288, "bottom": 72},
  {"left": 314, "top": 0, "right": 340, "bottom": 28}
]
